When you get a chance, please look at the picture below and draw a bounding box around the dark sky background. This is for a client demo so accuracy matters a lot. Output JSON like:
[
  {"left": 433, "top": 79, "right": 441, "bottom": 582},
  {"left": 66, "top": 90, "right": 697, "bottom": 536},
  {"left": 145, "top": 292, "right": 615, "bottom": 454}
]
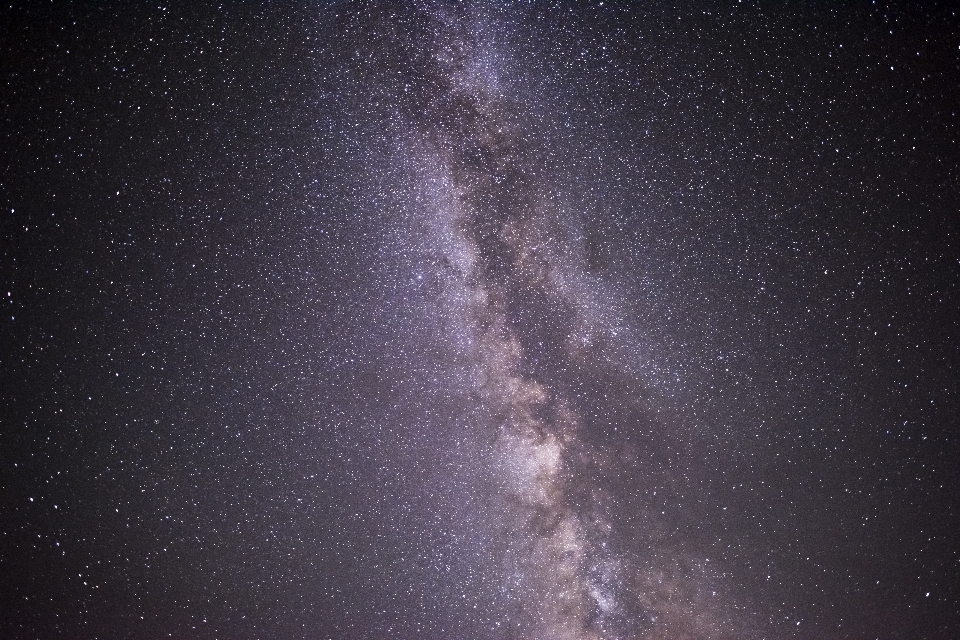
[{"left": 2, "top": 2, "right": 958, "bottom": 639}]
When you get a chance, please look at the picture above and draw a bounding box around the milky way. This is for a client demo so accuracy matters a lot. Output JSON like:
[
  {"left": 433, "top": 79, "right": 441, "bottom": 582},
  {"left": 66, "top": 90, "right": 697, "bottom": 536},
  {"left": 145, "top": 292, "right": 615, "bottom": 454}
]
[
  {"left": 374, "top": 9, "right": 745, "bottom": 637},
  {"left": 3, "top": 2, "right": 958, "bottom": 639}
]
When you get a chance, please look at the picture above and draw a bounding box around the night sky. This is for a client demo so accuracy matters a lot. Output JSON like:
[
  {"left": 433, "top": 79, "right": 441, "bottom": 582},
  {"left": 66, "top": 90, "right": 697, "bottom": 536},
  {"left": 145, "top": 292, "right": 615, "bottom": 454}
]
[{"left": 2, "top": 2, "right": 958, "bottom": 639}]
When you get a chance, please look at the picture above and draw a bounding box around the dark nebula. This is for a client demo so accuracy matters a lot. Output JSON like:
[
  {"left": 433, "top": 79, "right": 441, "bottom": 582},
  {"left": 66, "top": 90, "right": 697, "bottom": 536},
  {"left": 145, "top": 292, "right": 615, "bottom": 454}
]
[{"left": 2, "top": 2, "right": 958, "bottom": 639}]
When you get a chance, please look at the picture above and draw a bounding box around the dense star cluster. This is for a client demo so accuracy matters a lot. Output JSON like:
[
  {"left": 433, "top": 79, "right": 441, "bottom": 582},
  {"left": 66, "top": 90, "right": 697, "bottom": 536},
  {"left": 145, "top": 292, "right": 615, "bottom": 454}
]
[{"left": 2, "top": 2, "right": 958, "bottom": 639}]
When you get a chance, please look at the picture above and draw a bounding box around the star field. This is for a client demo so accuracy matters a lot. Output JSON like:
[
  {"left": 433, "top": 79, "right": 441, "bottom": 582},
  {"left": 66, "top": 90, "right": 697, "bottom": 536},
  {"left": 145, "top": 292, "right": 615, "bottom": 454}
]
[{"left": 2, "top": 2, "right": 958, "bottom": 639}]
